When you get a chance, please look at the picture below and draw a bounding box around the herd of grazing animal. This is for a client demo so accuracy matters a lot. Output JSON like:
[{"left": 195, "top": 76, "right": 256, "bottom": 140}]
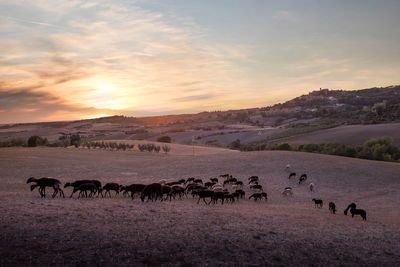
[
  {"left": 27, "top": 167, "right": 367, "bottom": 221},
  {"left": 285, "top": 165, "right": 367, "bottom": 221}
]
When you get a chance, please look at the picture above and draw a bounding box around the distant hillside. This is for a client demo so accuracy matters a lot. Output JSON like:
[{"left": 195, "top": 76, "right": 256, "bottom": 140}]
[
  {"left": 1, "top": 85, "right": 399, "bottom": 147},
  {"left": 267, "top": 85, "right": 400, "bottom": 125}
]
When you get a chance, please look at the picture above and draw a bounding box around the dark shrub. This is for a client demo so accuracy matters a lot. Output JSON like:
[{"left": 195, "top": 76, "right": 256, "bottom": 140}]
[
  {"left": 273, "top": 142, "right": 292, "bottom": 151},
  {"left": 70, "top": 134, "right": 81, "bottom": 148},
  {"left": 28, "top": 136, "right": 48, "bottom": 147},
  {"left": 229, "top": 139, "right": 241, "bottom": 150},
  {"left": 162, "top": 145, "right": 171, "bottom": 153}
]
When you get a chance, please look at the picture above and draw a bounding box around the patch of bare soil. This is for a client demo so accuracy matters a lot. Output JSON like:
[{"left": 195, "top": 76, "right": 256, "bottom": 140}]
[{"left": 0, "top": 147, "right": 399, "bottom": 266}]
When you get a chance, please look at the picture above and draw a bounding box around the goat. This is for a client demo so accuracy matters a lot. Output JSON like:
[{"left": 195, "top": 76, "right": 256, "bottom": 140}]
[
  {"left": 249, "top": 192, "right": 267, "bottom": 201},
  {"left": 248, "top": 176, "right": 259, "bottom": 184},
  {"left": 185, "top": 177, "right": 195, "bottom": 184},
  {"left": 288, "top": 172, "right": 296, "bottom": 179},
  {"left": 210, "top": 178, "right": 219, "bottom": 183},
  {"left": 250, "top": 184, "right": 263, "bottom": 192},
  {"left": 72, "top": 183, "right": 97, "bottom": 198},
  {"left": 285, "top": 164, "right": 291, "bottom": 171},
  {"left": 140, "top": 183, "right": 163, "bottom": 202},
  {"left": 196, "top": 190, "right": 214, "bottom": 205},
  {"left": 161, "top": 185, "right": 172, "bottom": 201},
  {"left": 344, "top": 203, "right": 366, "bottom": 220},
  {"left": 312, "top": 198, "right": 323, "bottom": 208},
  {"left": 235, "top": 181, "right": 243, "bottom": 188},
  {"left": 223, "top": 193, "right": 235, "bottom": 203},
  {"left": 65, "top": 180, "right": 102, "bottom": 198},
  {"left": 212, "top": 191, "right": 225, "bottom": 204},
  {"left": 219, "top": 174, "right": 231, "bottom": 180},
  {"left": 194, "top": 178, "right": 203, "bottom": 184},
  {"left": 121, "top": 184, "right": 146, "bottom": 199},
  {"left": 282, "top": 187, "right": 293, "bottom": 196},
  {"left": 103, "top": 183, "right": 120, "bottom": 197},
  {"left": 234, "top": 189, "right": 245, "bottom": 199},
  {"left": 298, "top": 174, "right": 307, "bottom": 184},
  {"left": 211, "top": 184, "right": 224, "bottom": 192},
  {"left": 309, "top": 182, "right": 315, "bottom": 192},
  {"left": 329, "top": 202, "right": 336, "bottom": 214},
  {"left": 165, "top": 181, "right": 182, "bottom": 186},
  {"left": 170, "top": 186, "right": 185, "bottom": 199},
  {"left": 344, "top": 203, "right": 357, "bottom": 215},
  {"left": 204, "top": 182, "right": 216, "bottom": 188},
  {"left": 350, "top": 207, "right": 367, "bottom": 221},
  {"left": 27, "top": 177, "right": 64, "bottom": 198},
  {"left": 185, "top": 183, "right": 206, "bottom": 196}
]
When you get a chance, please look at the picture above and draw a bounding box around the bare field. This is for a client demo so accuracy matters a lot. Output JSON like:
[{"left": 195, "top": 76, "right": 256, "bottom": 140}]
[{"left": 0, "top": 147, "right": 399, "bottom": 266}]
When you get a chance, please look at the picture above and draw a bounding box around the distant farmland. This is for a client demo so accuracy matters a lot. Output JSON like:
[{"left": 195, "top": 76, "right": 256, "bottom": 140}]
[{"left": 271, "top": 123, "right": 400, "bottom": 146}]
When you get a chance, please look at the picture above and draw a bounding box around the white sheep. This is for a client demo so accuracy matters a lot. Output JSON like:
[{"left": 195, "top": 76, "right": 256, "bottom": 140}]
[
  {"left": 212, "top": 184, "right": 223, "bottom": 191},
  {"left": 309, "top": 182, "right": 315, "bottom": 192},
  {"left": 285, "top": 164, "right": 291, "bottom": 171},
  {"left": 282, "top": 187, "right": 293, "bottom": 197}
]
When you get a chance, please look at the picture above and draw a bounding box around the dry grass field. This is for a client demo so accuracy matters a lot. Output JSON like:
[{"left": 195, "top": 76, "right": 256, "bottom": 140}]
[
  {"left": 273, "top": 123, "right": 400, "bottom": 146},
  {"left": 0, "top": 146, "right": 399, "bottom": 266}
]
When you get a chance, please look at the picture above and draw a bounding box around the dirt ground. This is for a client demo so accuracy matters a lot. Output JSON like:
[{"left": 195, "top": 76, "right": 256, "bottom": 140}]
[{"left": 0, "top": 147, "right": 399, "bottom": 266}]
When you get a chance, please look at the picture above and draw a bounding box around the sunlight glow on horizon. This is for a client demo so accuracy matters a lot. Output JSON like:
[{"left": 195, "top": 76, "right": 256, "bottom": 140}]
[{"left": 0, "top": 0, "right": 400, "bottom": 123}]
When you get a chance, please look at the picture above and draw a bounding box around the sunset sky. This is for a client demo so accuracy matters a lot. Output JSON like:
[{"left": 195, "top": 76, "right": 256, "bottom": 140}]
[{"left": 1, "top": 0, "right": 399, "bottom": 123}]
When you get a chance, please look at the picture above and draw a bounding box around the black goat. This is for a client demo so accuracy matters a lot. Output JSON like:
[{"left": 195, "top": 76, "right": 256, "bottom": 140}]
[
  {"left": 344, "top": 203, "right": 357, "bottom": 215},
  {"left": 234, "top": 189, "right": 245, "bottom": 199},
  {"left": 165, "top": 181, "right": 182, "bottom": 186},
  {"left": 212, "top": 191, "right": 225, "bottom": 204},
  {"left": 223, "top": 193, "right": 235, "bottom": 203},
  {"left": 249, "top": 192, "right": 267, "bottom": 201},
  {"left": 350, "top": 207, "right": 367, "bottom": 221},
  {"left": 120, "top": 184, "right": 146, "bottom": 199},
  {"left": 73, "top": 183, "right": 97, "bottom": 198},
  {"left": 210, "top": 178, "right": 219, "bottom": 183},
  {"left": 140, "top": 183, "right": 163, "bottom": 202},
  {"left": 288, "top": 172, "right": 296, "bottom": 179},
  {"left": 27, "top": 177, "right": 64, "bottom": 198},
  {"left": 196, "top": 190, "right": 214, "bottom": 205},
  {"left": 205, "top": 182, "right": 216, "bottom": 188},
  {"left": 329, "top": 202, "right": 336, "bottom": 214},
  {"left": 170, "top": 186, "right": 185, "bottom": 199},
  {"left": 298, "top": 174, "right": 307, "bottom": 184},
  {"left": 250, "top": 184, "right": 263, "bottom": 191},
  {"left": 65, "top": 180, "right": 102, "bottom": 198},
  {"left": 345, "top": 203, "right": 366, "bottom": 220},
  {"left": 185, "top": 177, "right": 195, "bottom": 184},
  {"left": 248, "top": 176, "right": 259, "bottom": 184},
  {"left": 102, "top": 183, "right": 120, "bottom": 197},
  {"left": 312, "top": 198, "right": 323, "bottom": 208},
  {"left": 194, "top": 178, "right": 203, "bottom": 184}
]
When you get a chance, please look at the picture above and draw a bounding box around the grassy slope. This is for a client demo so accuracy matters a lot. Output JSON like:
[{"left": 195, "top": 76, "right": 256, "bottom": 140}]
[
  {"left": 271, "top": 122, "right": 400, "bottom": 146},
  {"left": 0, "top": 147, "right": 399, "bottom": 265}
]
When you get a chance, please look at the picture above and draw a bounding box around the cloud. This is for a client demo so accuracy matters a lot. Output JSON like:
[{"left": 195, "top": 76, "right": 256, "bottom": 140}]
[
  {"left": 0, "top": 15, "right": 67, "bottom": 30},
  {"left": 0, "top": 0, "right": 255, "bottom": 122},
  {"left": 0, "top": 86, "right": 115, "bottom": 123},
  {"left": 272, "top": 10, "right": 302, "bottom": 23},
  {"left": 172, "top": 93, "right": 216, "bottom": 103}
]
